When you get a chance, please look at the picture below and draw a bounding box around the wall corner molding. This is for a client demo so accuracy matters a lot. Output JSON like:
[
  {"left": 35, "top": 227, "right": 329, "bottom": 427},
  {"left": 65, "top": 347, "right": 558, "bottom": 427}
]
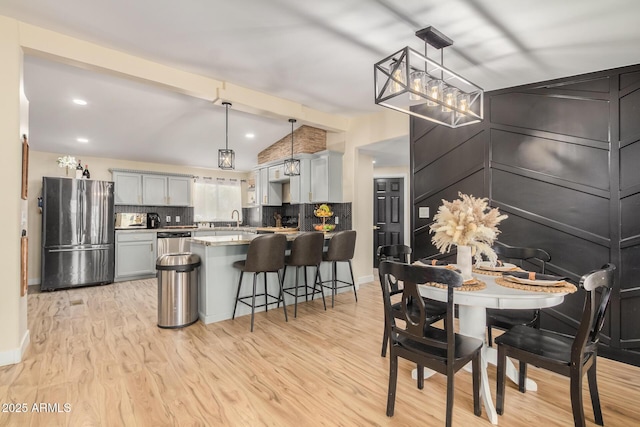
[{"left": 0, "top": 329, "right": 30, "bottom": 367}]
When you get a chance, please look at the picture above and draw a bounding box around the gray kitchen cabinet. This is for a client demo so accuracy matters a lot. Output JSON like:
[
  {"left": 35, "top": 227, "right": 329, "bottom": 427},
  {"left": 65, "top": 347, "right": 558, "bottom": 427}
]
[
  {"left": 114, "top": 231, "right": 157, "bottom": 281},
  {"left": 142, "top": 174, "right": 167, "bottom": 205},
  {"left": 290, "top": 157, "right": 311, "bottom": 204},
  {"left": 310, "top": 150, "right": 342, "bottom": 203},
  {"left": 258, "top": 167, "right": 282, "bottom": 206},
  {"left": 168, "top": 176, "right": 191, "bottom": 206},
  {"left": 113, "top": 171, "right": 143, "bottom": 205},
  {"left": 268, "top": 163, "right": 288, "bottom": 183},
  {"left": 112, "top": 169, "right": 191, "bottom": 206}
]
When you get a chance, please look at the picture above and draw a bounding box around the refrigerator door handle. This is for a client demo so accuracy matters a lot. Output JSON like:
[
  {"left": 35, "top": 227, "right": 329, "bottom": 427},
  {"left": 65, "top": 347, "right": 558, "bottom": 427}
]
[{"left": 49, "top": 247, "right": 109, "bottom": 253}]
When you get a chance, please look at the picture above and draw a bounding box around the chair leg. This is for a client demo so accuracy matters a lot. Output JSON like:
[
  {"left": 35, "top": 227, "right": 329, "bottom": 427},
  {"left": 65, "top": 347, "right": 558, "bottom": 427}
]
[
  {"left": 518, "top": 361, "right": 527, "bottom": 393},
  {"left": 381, "top": 317, "right": 389, "bottom": 357},
  {"left": 386, "top": 354, "right": 398, "bottom": 417},
  {"left": 315, "top": 267, "right": 326, "bottom": 310},
  {"left": 570, "top": 368, "right": 586, "bottom": 427},
  {"left": 348, "top": 259, "right": 358, "bottom": 302},
  {"left": 263, "top": 272, "right": 268, "bottom": 312},
  {"left": 587, "top": 358, "right": 604, "bottom": 426},
  {"left": 303, "top": 267, "right": 309, "bottom": 302},
  {"left": 445, "top": 368, "right": 454, "bottom": 427},
  {"left": 232, "top": 271, "right": 244, "bottom": 319},
  {"left": 294, "top": 266, "right": 299, "bottom": 318},
  {"left": 472, "top": 350, "right": 481, "bottom": 416},
  {"left": 496, "top": 344, "right": 507, "bottom": 415},
  {"left": 278, "top": 270, "right": 288, "bottom": 322},
  {"left": 417, "top": 365, "right": 424, "bottom": 389},
  {"left": 250, "top": 273, "right": 257, "bottom": 332},
  {"left": 487, "top": 325, "right": 493, "bottom": 347},
  {"left": 278, "top": 265, "right": 287, "bottom": 308},
  {"left": 331, "top": 261, "right": 337, "bottom": 308}
]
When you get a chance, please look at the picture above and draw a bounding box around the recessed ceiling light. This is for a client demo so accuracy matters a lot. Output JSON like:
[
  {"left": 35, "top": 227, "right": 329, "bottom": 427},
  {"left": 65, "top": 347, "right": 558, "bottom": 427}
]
[
  {"left": 245, "top": 133, "right": 255, "bottom": 139},
  {"left": 77, "top": 138, "right": 89, "bottom": 143},
  {"left": 73, "top": 99, "right": 88, "bottom": 106},
  {"left": 372, "top": 160, "right": 377, "bottom": 164}
]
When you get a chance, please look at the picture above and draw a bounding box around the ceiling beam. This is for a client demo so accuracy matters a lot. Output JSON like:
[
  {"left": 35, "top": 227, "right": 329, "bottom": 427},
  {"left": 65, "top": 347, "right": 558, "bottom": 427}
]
[{"left": 16, "top": 20, "right": 349, "bottom": 132}]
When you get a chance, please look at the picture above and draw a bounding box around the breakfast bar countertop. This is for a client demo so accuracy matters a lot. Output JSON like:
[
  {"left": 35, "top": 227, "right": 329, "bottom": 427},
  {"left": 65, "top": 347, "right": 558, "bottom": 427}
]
[{"left": 190, "top": 232, "right": 334, "bottom": 247}]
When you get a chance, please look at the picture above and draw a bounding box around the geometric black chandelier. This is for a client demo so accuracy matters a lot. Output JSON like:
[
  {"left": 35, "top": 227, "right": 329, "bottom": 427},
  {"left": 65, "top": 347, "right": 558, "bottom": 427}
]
[
  {"left": 283, "top": 118, "right": 300, "bottom": 176},
  {"left": 374, "top": 26, "right": 484, "bottom": 128},
  {"left": 218, "top": 101, "right": 235, "bottom": 170}
]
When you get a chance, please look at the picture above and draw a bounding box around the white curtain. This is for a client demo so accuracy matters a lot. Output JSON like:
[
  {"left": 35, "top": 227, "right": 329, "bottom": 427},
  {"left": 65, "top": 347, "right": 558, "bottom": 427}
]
[{"left": 193, "top": 178, "right": 242, "bottom": 221}]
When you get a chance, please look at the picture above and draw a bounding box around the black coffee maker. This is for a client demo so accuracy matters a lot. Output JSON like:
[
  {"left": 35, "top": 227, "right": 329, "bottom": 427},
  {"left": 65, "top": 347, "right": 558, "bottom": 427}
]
[{"left": 147, "top": 212, "right": 161, "bottom": 229}]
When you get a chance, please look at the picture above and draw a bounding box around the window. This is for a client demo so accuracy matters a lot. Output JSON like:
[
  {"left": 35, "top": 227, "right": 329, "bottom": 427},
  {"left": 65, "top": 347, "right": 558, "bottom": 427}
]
[{"left": 193, "top": 178, "right": 242, "bottom": 222}]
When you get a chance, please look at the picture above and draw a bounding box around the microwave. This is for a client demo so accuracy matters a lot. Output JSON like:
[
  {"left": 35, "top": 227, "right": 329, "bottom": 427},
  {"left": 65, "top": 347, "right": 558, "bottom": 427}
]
[{"left": 115, "top": 212, "right": 148, "bottom": 229}]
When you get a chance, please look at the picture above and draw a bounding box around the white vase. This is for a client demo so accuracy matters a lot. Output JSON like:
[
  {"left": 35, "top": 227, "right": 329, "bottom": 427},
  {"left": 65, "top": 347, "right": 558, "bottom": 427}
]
[{"left": 456, "top": 245, "right": 473, "bottom": 282}]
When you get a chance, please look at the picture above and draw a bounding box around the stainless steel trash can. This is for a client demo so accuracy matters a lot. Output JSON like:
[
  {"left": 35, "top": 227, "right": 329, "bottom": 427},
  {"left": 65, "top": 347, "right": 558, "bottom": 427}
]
[{"left": 156, "top": 253, "right": 201, "bottom": 328}]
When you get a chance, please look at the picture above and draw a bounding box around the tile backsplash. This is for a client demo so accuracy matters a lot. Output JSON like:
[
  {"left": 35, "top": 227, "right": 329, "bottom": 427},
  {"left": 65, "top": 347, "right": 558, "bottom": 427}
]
[
  {"left": 115, "top": 202, "right": 352, "bottom": 231},
  {"left": 243, "top": 203, "right": 352, "bottom": 231},
  {"left": 114, "top": 205, "right": 193, "bottom": 226}
]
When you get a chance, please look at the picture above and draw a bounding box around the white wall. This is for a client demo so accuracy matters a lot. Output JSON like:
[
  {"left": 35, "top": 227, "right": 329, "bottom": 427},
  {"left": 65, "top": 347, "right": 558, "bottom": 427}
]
[
  {"left": 0, "top": 16, "right": 28, "bottom": 366},
  {"left": 341, "top": 111, "right": 409, "bottom": 284},
  {"left": 28, "top": 150, "right": 249, "bottom": 283}
]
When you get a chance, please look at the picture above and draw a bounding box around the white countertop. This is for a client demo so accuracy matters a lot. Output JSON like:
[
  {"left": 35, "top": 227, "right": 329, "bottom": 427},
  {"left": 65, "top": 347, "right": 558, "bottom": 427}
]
[
  {"left": 190, "top": 232, "right": 335, "bottom": 247},
  {"left": 115, "top": 226, "right": 258, "bottom": 233}
]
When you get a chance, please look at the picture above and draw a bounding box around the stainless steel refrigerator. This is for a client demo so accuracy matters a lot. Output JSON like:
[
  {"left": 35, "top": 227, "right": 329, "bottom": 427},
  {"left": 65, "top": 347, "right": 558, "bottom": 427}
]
[{"left": 41, "top": 177, "right": 115, "bottom": 291}]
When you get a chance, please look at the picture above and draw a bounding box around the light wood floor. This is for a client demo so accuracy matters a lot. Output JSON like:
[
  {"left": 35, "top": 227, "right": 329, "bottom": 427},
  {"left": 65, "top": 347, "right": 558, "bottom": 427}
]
[{"left": 1, "top": 279, "right": 639, "bottom": 426}]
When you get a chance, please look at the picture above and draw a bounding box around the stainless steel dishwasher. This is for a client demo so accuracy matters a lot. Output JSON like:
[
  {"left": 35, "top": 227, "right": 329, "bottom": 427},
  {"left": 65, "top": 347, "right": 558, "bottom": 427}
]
[{"left": 157, "top": 231, "right": 192, "bottom": 257}]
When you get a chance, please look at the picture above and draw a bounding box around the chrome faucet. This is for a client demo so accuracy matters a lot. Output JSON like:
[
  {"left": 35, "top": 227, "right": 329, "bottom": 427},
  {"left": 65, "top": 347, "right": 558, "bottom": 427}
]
[{"left": 231, "top": 210, "right": 241, "bottom": 228}]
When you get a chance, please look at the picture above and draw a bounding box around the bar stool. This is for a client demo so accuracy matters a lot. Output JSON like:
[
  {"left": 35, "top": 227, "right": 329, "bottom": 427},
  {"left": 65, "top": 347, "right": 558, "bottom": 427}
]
[
  {"left": 232, "top": 233, "right": 288, "bottom": 332},
  {"left": 321, "top": 230, "right": 357, "bottom": 308},
  {"left": 282, "top": 232, "right": 326, "bottom": 317}
]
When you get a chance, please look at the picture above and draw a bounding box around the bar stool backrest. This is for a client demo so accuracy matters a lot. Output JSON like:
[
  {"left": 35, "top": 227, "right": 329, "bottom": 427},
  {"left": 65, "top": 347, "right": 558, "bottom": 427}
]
[
  {"left": 326, "top": 230, "right": 357, "bottom": 262},
  {"left": 244, "top": 234, "right": 287, "bottom": 272},
  {"left": 288, "top": 232, "right": 325, "bottom": 267}
]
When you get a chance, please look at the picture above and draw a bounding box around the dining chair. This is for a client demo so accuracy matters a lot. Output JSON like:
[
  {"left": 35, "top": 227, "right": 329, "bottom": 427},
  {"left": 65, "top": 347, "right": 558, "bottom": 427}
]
[
  {"left": 379, "top": 260, "right": 482, "bottom": 427},
  {"left": 495, "top": 263, "right": 615, "bottom": 427},
  {"left": 486, "top": 245, "right": 552, "bottom": 349},
  {"left": 376, "top": 244, "right": 447, "bottom": 357}
]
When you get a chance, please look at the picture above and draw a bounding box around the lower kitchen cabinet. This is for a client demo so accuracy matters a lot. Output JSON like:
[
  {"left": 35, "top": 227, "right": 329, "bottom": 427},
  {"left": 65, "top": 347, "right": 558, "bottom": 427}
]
[{"left": 115, "top": 231, "right": 157, "bottom": 282}]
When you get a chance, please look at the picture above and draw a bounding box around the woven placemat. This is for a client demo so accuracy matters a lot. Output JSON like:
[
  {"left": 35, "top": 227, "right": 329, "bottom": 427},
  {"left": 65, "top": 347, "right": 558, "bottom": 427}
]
[
  {"left": 495, "top": 277, "right": 577, "bottom": 293},
  {"left": 424, "top": 278, "right": 486, "bottom": 292},
  {"left": 472, "top": 267, "right": 524, "bottom": 276}
]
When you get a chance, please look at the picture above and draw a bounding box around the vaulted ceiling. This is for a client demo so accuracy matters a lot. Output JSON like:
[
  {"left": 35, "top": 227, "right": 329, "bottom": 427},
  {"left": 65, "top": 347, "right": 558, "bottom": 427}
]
[{"left": 2, "top": 0, "right": 640, "bottom": 170}]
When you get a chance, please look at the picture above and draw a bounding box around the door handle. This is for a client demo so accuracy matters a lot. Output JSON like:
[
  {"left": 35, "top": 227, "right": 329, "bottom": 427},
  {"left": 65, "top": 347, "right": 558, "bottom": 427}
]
[
  {"left": 49, "top": 247, "right": 105, "bottom": 253},
  {"left": 373, "top": 226, "right": 381, "bottom": 230}
]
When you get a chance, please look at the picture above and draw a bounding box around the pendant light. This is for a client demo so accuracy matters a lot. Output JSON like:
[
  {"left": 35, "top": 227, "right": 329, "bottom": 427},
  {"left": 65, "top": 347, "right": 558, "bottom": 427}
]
[
  {"left": 374, "top": 26, "right": 484, "bottom": 128},
  {"left": 218, "top": 102, "right": 235, "bottom": 170},
  {"left": 283, "top": 119, "right": 300, "bottom": 176}
]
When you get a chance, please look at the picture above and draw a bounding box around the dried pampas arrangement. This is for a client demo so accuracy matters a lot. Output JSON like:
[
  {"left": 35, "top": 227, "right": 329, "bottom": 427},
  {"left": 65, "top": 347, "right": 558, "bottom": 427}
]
[{"left": 429, "top": 192, "right": 508, "bottom": 264}]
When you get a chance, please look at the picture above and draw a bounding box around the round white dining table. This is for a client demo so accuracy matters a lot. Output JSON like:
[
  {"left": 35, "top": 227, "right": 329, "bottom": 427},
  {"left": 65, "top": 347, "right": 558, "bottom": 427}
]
[{"left": 416, "top": 271, "right": 568, "bottom": 425}]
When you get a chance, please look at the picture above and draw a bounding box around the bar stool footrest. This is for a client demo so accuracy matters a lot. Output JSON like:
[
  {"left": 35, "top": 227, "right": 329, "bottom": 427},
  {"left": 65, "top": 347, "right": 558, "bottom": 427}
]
[{"left": 236, "top": 292, "right": 282, "bottom": 309}]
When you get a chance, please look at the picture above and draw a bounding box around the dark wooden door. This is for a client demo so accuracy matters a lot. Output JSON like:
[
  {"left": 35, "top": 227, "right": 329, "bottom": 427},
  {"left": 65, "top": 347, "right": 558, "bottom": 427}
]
[{"left": 373, "top": 177, "right": 404, "bottom": 267}]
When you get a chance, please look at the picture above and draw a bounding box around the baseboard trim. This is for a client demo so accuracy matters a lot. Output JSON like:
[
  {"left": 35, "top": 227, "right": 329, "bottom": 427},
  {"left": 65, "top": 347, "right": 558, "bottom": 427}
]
[
  {"left": 0, "top": 329, "right": 30, "bottom": 367},
  {"left": 357, "top": 275, "right": 374, "bottom": 286},
  {"left": 28, "top": 278, "right": 41, "bottom": 286}
]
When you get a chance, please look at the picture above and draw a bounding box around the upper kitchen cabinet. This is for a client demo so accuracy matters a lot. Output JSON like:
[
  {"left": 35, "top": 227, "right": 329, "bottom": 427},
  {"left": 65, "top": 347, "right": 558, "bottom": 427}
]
[
  {"left": 290, "top": 157, "right": 311, "bottom": 204},
  {"left": 310, "top": 151, "right": 342, "bottom": 203},
  {"left": 167, "top": 176, "right": 191, "bottom": 206},
  {"left": 268, "top": 163, "right": 289, "bottom": 183},
  {"left": 112, "top": 169, "right": 192, "bottom": 206},
  {"left": 113, "top": 171, "right": 143, "bottom": 205},
  {"left": 142, "top": 174, "right": 167, "bottom": 205},
  {"left": 258, "top": 167, "right": 282, "bottom": 206}
]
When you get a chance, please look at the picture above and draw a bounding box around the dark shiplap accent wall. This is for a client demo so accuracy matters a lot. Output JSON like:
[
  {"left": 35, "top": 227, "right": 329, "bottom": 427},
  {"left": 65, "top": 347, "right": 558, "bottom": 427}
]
[{"left": 411, "top": 63, "right": 640, "bottom": 366}]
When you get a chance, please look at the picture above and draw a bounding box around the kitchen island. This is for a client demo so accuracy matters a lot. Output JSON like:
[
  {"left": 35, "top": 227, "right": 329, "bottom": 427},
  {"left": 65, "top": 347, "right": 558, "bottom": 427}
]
[{"left": 190, "top": 233, "right": 352, "bottom": 324}]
